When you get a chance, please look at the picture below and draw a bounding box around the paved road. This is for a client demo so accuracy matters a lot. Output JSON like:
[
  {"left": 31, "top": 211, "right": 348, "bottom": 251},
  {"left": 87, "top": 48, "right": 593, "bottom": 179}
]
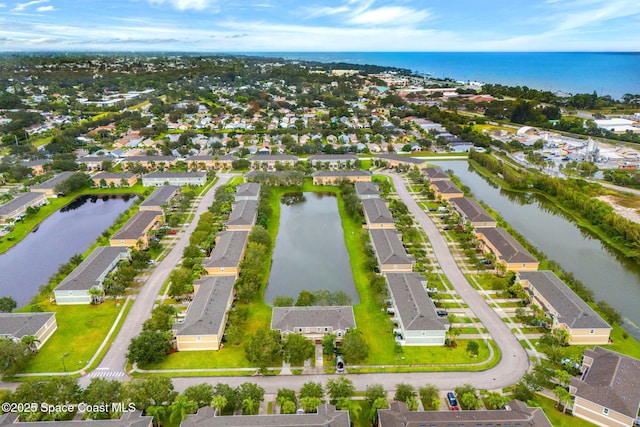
[{"left": 79, "top": 173, "right": 233, "bottom": 387}]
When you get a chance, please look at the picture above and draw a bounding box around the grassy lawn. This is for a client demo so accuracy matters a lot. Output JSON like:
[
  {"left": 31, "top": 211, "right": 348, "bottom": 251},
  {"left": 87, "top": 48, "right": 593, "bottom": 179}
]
[
  {"left": 535, "top": 396, "right": 598, "bottom": 427},
  {"left": 19, "top": 300, "right": 122, "bottom": 374}
]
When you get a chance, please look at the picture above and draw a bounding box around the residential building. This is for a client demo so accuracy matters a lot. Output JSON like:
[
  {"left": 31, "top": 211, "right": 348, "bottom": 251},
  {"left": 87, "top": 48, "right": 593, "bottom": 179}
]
[
  {"left": 234, "top": 182, "right": 261, "bottom": 201},
  {"left": 0, "top": 192, "right": 47, "bottom": 224},
  {"left": 377, "top": 154, "right": 428, "bottom": 169},
  {"left": 186, "top": 154, "right": 238, "bottom": 170},
  {"left": 369, "top": 229, "right": 415, "bottom": 273},
  {"left": 312, "top": 170, "right": 372, "bottom": 185},
  {"left": 449, "top": 141, "right": 475, "bottom": 152},
  {"left": 22, "top": 159, "right": 47, "bottom": 175},
  {"left": 139, "top": 185, "right": 179, "bottom": 211},
  {"left": 141, "top": 171, "right": 207, "bottom": 187},
  {"left": 248, "top": 154, "right": 297, "bottom": 170},
  {"left": 0, "top": 312, "right": 57, "bottom": 350},
  {"left": 430, "top": 179, "right": 464, "bottom": 200},
  {"left": 121, "top": 155, "right": 177, "bottom": 171},
  {"left": 423, "top": 167, "right": 449, "bottom": 181},
  {"left": 79, "top": 156, "right": 108, "bottom": 170},
  {"left": 53, "top": 246, "right": 131, "bottom": 304},
  {"left": 92, "top": 172, "right": 138, "bottom": 187},
  {"left": 225, "top": 200, "right": 258, "bottom": 231},
  {"left": 271, "top": 306, "right": 356, "bottom": 343},
  {"left": 518, "top": 271, "right": 611, "bottom": 345},
  {"left": 0, "top": 411, "right": 152, "bottom": 427},
  {"left": 308, "top": 154, "right": 358, "bottom": 169},
  {"left": 203, "top": 231, "right": 249, "bottom": 276},
  {"left": 173, "top": 276, "right": 235, "bottom": 351},
  {"left": 355, "top": 182, "right": 380, "bottom": 199},
  {"left": 475, "top": 227, "right": 539, "bottom": 272},
  {"left": 386, "top": 273, "right": 448, "bottom": 346},
  {"left": 110, "top": 211, "right": 163, "bottom": 250},
  {"left": 570, "top": 347, "right": 640, "bottom": 427},
  {"left": 181, "top": 404, "right": 349, "bottom": 427},
  {"left": 378, "top": 400, "right": 552, "bottom": 427},
  {"left": 362, "top": 198, "right": 395, "bottom": 229},
  {"left": 449, "top": 197, "right": 497, "bottom": 228},
  {"left": 30, "top": 171, "right": 74, "bottom": 197}
]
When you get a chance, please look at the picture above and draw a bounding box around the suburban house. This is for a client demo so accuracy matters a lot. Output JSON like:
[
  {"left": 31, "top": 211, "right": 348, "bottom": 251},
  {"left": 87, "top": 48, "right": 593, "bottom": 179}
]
[
  {"left": 121, "top": 155, "right": 177, "bottom": 171},
  {"left": 139, "top": 185, "right": 180, "bottom": 211},
  {"left": 355, "top": 181, "right": 380, "bottom": 199},
  {"left": 0, "top": 411, "right": 153, "bottom": 427},
  {"left": 181, "top": 404, "right": 349, "bottom": 427},
  {"left": 368, "top": 229, "right": 415, "bottom": 273},
  {"left": 202, "top": 231, "right": 249, "bottom": 276},
  {"left": 430, "top": 179, "right": 464, "bottom": 200},
  {"left": 423, "top": 167, "right": 449, "bottom": 181},
  {"left": 30, "top": 171, "right": 74, "bottom": 197},
  {"left": 570, "top": 347, "right": 640, "bottom": 427},
  {"left": 386, "top": 273, "right": 448, "bottom": 346},
  {"left": 308, "top": 153, "right": 358, "bottom": 169},
  {"left": 449, "top": 197, "right": 497, "bottom": 228},
  {"left": 312, "top": 170, "right": 372, "bottom": 185},
  {"left": 449, "top": 141, "right": 475, "bottom": 152},
  {"left": 0, "top": 312, "right": 57, "bottom": 350},
  {"left": 186, "top": 154, "right": 238, "bottom": 170},
  {"left": 377, "top": 154, "right": 428, "bottom": 169},
  {"left": 0, "top": 192, "right": 47, "bottom": 224},
  {"left": 233, "top": 182, "right": 261, "bottom": 201},
  {"left": 22, "top": 159, "right": 48, "bottom": 175},
  {"left": 248, "top": 154, "right": 297, "bottom": 170},
  {"left": 78, "top": 156, "right": 108, "bottom": 170},
  {"left": 141, "top": 171, "right": 207, "bottom": 187},
  {"left": 110, "top": 210, "right": 163, "bottom": 250},
  {"left": 271, "top": 306, "right": 356, "bottom": 343},
  {"left": 378, "top": 400, "right": 552, "bottom": 427},
  {"left": 518, "top": 271, "right": 611, "bottom": 345},
  {"left": 362, "top": 198, "right": 396, "bottom": 229},
  {"left": 224, "top": 200, "right": 258, "bottom": 231},
  {"left": 92, "top": 172, "right": 138, "bottom": 187},
  {"left": 53, "top": 246, "right": 131, "bottom": 305},
  {"left": 475, "top": 227, "right": 539, "bottom": 272},
  {"left": 172, "top": 276, "right": 235, "bottom": 351}
]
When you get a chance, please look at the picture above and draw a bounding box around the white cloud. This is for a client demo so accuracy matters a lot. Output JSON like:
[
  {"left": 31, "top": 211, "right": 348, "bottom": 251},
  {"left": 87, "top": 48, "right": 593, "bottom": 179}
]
[
  {"left": 36, "top": 5, "right": 53, "bottom": 12},
  {"left": 347, "top": 6, "right": 430, "bottom": 26},
  {"left": 11, "top": 0, "right": 48, "bottom": 12},
  {"left": 148, "top": 0, "right": 216, "bottom": 11},
  {"left": 0, "top": 3, "right": 7, "bottom": 8}
]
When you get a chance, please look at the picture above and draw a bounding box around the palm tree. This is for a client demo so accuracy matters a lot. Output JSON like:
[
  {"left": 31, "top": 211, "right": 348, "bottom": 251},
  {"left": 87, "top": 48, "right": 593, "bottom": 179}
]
[
  {"left": 88, "top": 287, "right": 105, "bottom": 304},
  {"left": 553, "top": 386, "right": 572, "bottom": 414},
  {"left": 21, "top": 335, "right": 40, "bottom": 353},
  {"left": 168, "top": 396, "right": 198, "bottom": 424},
  {"left": 145, "top": 406, "right": 166, "bottom": 427},
  {"left": 211, "top": 395, "right": 227, "bottom": 416},
  {"left": 241, "top": 398, "right": 259, "bottom": 415}
]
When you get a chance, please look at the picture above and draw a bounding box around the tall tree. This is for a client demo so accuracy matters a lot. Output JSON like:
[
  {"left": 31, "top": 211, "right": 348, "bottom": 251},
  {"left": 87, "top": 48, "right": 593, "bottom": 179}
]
[{"left": 282, "top": 333, "right": 314, "bottom": 365}]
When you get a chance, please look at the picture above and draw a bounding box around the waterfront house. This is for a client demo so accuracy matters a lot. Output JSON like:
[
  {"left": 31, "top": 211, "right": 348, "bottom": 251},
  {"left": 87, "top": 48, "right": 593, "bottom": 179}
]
[
  {"left": 430, "top": 179, "right": 464, "bottom": 200},
  {"left": 139, "top": 185, "right": 180, "bottom": 211},
  {"left": 475, "top": 227, "right": 539, "bottom": 272},
  {"left": 0, "top": 312, "right": 57, "bottom": 350},
  {"left": 141, "top": 171, "right": 207, "bottom": 187},
  {"left": 423, "top": 167, "right": 449, "bottom": 182},
  {"left": 92, "top": 172, "right": 138, "bottom": 187},
  {"left": 355, "top": 182, "right": 380, "bottom": 199},
  {"left": 203, "top": 231, "right": 249, "bottom": 276},
  {"left": 31, "top": 171, "right": 74, "bottom": 198},
  {"left": 368, "top": 229, "right": 415, "bottom": 273},
  {"left": 312, "top": 170, "right": 372, "bottom": 185},
  {"left": 362, "top": 198, "right": 396, "bottom": 229},
  {"left": 233, "top": 183, "right": 261, "bottom": 201},
  {"left": 308, "top": 154, "right": 358, "bottom": 169},
  {"left": 0, "top": 192, "right": 47, "bottom": 224},
  {"left": 377, "top": 153, "right": 428, "bottom": 169},
  {"left": 271, "top": 306, "right": 356, "bottom": 343},
  {"left": 110, "top": 210, "right": 163, "bottom": 250},
  {"left": 121, "top": 155, "right": 177, "bottom": 171},
  {"left": 224, "top": 200, "right": 258, "bottom": 231},
  {"left": 248, "top": 154, "right": 297, "bottom": 170},
  {"left": 449, "top": 197, "right": 497, "bottom": 228}
]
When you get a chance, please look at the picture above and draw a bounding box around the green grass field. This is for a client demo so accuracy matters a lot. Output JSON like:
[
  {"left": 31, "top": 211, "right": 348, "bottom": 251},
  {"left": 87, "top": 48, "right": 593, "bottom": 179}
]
[{"left": 535, "top": 396, "right": 598, "bottom": 427}]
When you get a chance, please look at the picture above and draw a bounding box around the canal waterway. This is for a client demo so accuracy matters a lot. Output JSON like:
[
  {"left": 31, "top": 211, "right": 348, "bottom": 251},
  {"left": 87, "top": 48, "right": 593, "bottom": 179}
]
[
  {"left": 265, "top": 192, "right": 359, "bottom": 305},
  {"left": 432, "top": 160, "right": 640, "bottom": 340},
  {"left": 0, "top": 194, "right": 137, "bottom": 307}
]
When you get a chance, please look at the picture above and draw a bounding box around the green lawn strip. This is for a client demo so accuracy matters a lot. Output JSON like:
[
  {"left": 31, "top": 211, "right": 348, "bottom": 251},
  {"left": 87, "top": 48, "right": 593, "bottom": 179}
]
[
  {"left": 86, "top": 298, "right": 133, "bottom": 371},
  {"left": 534, "top": 395, "right": 599, "bottom": 427},
  {"left": 18, "top": 300, "right": 121, "bottom": 374}
]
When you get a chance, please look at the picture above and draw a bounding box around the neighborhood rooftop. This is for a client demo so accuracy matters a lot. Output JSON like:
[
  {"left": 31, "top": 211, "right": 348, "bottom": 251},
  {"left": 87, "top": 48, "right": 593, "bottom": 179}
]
[
  {"left": 0, "top": 313, "right": 56, "bottom": 340},
  {"left": 369, "top": 229, "right": 414, "bottom": 266},
  {"left": 93, "top": 171, "right": 135, "bottom": 180},
  {"left": 111, "top": 211, "right": 161, "bottom": 241},
  {"left": 271, "top": 306, "right": 356, "bottom": 332},
  {"left": 0, "top": 410, "right": 153, "bottom": 427},
  {"left": 477, "top": 227, "right": 538, "bottom": 264},
  {"left": 181, "top": 404, "right": 349, "bottom": 426},
  {"left": 225, "top": 200, "right": 258, "bottom": 227},
  {"left": 142, "top": 171, "right": 207, "bottom": 179},
  {"left": 173, "top": 276, "right": 235, "bottom": 336},
  {"left": 423, "top": 167, "right": 449, "bottom": 180},
  {"left": 312, "top": 170, "right": 372, "bottom": 177},
  {"left": 355, "top": 182, "right": 380, "bottom": 197},
  {"left": 377, "top": 154, "right": 427, "bottom": 165},
  {"left": 139, "top": 185, "right": 179, "bottom": 209},
  {"left": 449, "top": 197, "right": 495, "bottom": 224},
  {"left": 362, "top": 198, "right": 395, "bottom": 225},
  {"left": 519, "top": 271, "right": 611, "bottom": 330},
  {"left": 0, "top": 192, "right": 45, "bottom": 218},
  {"left": 55, "top": 246, "right": 130, "bottom": 291},
  {"left": 30, "top": 171, "right": 74, "bottom": 190},
  {"left": 386, "top": 273, "right": 447, "bottom": 332},
  {"left": 234, "top": 182, "right": 261, "bottom": 199},
  {"left": 203, "top": 231, "right": 249, "bottom": 270},
  {"left": 431, "top": 179, "right": 464, "bottom": 195}
]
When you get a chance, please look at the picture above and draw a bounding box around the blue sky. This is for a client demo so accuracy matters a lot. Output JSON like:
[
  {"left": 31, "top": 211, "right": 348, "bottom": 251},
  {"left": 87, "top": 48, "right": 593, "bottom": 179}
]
[{"left": 0, "top": 0, "right": 639, "bottom": 51}]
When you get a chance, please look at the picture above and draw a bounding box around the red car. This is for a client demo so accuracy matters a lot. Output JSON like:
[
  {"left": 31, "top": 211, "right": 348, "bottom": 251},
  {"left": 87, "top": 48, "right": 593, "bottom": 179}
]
[{"left": 169, "top": 230, "right": 177, "bottom": 235}]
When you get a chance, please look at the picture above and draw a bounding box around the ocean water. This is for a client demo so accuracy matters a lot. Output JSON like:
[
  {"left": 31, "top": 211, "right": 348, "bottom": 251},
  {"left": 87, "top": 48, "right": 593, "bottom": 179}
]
[{"left": 250, "top": 52, "right": 640, "bottom": 100}]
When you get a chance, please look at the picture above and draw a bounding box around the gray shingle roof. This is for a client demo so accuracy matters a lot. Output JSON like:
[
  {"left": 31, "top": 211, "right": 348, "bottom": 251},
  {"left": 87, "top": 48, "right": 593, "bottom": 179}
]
[
  {"left": 369, "top": 229, "right": 413, "bottom": 266},
  {"left": 93, "top": 172, "right": 135, "bottom": 181},
  {"left": 140, "top": 185, "right": 179, "bottom": 208},
  {"left": 571, "top": 347, "right": 640, "bottom": 419},
  {"left": 173, "top": 276, "right": 235, "bottom": 336},
  {"left": 203, "top": 231, "right": 249, "bottom": 269},
  {"left": 431, "top": 179, "right": 463, "bottom": 195},
  {"left": 449, "top": 197, "right": 495, "bottom": 224},
  {"left": 0, "top": 313, "right": 55, "bottom": 339},
  {"left": 225, "top": 200, "right": 258, "bottom": 227},
  {"left": 378, "top": 400, "right": 552, "bottom": 427},
  {"left": 271, "top": 306, "right": 356, "bottom": 332},
  {"left": 386, "top": 273, "right": 447, "bottom": 331},
  {"left": 55, "top": 246, "right": 130, "bottom": 291},
  {"left": 0, "top": 410, "right": 153, "bottom": 427},
  {"left": 0, "top": 192, "right": 45, "bottom": 217},
  {"left": 355, "top": 182, "right": 380, "bottom": 198},
  {"left": 123, "top": 155, "right": 176, "bottom": 163},
  {"left": 31, "top": 171, "right": 74, "bottom": 190},
  {"left": 111, "top": 211, "right": 161, "bottom": 240},
  {"left": 181, "top": 404, "right": 350, "bottom": 426},
  {"left": 308, "top": 154, "right": 358, "bottom": 162},
  {"left": 142, "top": 171, "right": 206, "bottom": 179},
  {"left": 362, "top": 198, "right": 395, "bottom": 225},
  {"left": 188, "top": 155, "right": 238, "bottom": 161},
  {"left": 234, "top": 183, "right": 261, "bottom": 199},
  {"left": 423, "top": 167, "right": 449, "bottom": 180},
  {"left": 248, "top": 154, "right": 298, "bottom": 162},
  {"left": 377, "top": 154, "right": 427, "bottom": 165},
  {"left": 477, "top": 227, "right": 538, "bottom": 264},
  {"left": 519, "top": 271, "right": 610, "bottom": 330},
  {"left": 312, "top": 170, "right": 372, "bottom": 178}
]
